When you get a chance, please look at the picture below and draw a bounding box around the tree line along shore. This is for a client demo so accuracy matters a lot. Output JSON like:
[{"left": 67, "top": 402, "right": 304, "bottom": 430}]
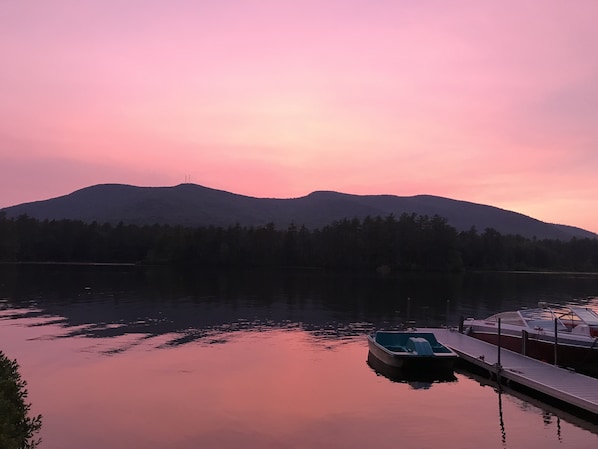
[{"left": 1, "top": 212, "right": 597, "bottom": 272}]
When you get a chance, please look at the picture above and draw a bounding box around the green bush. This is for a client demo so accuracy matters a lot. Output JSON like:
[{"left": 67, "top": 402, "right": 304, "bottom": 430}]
[{"left": 0, "top": 351, "right": 42, "bottom": 449}]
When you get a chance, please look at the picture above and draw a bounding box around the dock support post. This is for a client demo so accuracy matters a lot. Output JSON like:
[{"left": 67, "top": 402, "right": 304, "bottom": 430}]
[
  {"left": 496, "top": 317, "right": 502, "bottom": 383},
  {"left": 554, "top": 318, "right": 558, "bottom": 366},
  {"left": 497, "top": 317, "right": 502, "bottom": 367},
  {"left": 459, "top": 315, "right": 464, "bottom": 333},
  {"left": 522, "top": 330, "right": 528, "bottom": 356}
]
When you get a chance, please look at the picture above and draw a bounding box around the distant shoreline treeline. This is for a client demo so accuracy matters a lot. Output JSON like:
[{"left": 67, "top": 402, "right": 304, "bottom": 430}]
[{"left": 1, "top": 212, "right": 597, "bottom": 272}]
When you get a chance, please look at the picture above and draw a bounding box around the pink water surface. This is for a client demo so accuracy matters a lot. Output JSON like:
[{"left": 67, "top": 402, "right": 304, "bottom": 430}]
[{"left": 1, "top": 310, "right": 597, "bottom": 449}]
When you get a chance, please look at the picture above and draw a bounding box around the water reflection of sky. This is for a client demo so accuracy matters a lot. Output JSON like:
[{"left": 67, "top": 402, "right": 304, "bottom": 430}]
[
  {"left": 2, "top": 266, "right": 598, "bottom": 448},
  {"left": 2, "top": 309, "right": 598, "bottom": 449}
]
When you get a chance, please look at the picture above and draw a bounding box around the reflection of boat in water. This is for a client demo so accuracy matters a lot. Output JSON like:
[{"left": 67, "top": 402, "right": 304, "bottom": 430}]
[
  {"left": 462, "top": 303, "right": 598, "bottom": 376},
  {"left": 367, "top": 351, "right": 457, "bottom": 388},
  {"left": 367, "top": 331, "right": 458, "bottom": 380}
]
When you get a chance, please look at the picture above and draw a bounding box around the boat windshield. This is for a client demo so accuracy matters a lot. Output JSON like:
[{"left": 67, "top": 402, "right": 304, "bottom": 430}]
[
  {"left": 567, "top": 306, "right": 598, "bottom": 326},
  {"left": 486, "top": 309, "right": 569, "bottom": 331},
  {"left": 520, "top": 308, "right": 569, "bottom": 331},
  {"left": 485, "top": 311, "right": 525, "bottom": 326},
  {"left": 484, "top": 306, "right": 598, "bottom": 332}
]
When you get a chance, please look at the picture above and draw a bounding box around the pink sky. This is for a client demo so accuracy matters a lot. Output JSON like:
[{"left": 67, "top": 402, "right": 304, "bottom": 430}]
[{"left": 1, "top": 1, "right": 597, "bottom": 234}]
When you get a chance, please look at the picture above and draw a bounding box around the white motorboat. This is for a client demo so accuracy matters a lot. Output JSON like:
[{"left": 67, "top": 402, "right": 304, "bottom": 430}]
[{"left": 462, "top": 302, "right": 598, "bottom": 375}]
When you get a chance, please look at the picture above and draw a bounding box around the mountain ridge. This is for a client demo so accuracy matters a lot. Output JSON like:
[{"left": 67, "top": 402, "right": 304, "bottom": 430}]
[{"left": 2, "top": 183, "right": 596, "bottom": 240}]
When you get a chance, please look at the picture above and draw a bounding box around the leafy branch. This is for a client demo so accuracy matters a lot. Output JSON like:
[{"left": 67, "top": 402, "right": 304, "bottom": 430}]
[{"left": 0, "top": 351, "right": 42, "bottom": 449}]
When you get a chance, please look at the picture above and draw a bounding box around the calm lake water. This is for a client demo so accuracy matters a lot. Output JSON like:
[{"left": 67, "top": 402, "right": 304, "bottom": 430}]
[{"left": 1, "top": 264, "right": 598, "bottom": 449}]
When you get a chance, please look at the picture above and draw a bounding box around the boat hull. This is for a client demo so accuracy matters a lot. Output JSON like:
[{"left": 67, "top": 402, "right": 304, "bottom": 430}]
[
  {"left": 366, "top": 351, "right": 457, "bottom": 385},
  {"left": 367, "top": 332, "right": 458, "bottom": 375},
  {"left": 467, "top": 327, "right": 598, "bottom": 376}
]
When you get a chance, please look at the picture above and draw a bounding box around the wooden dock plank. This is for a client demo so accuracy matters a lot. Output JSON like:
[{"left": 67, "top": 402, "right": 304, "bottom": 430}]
[{"left": 422, "top": 328, "right": 598, "bottom": 416}]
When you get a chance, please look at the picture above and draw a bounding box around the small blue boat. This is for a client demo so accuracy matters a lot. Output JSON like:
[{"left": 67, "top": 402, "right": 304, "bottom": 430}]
[{"left": 367, "top": 331, "right": 458, "bottom": 374}]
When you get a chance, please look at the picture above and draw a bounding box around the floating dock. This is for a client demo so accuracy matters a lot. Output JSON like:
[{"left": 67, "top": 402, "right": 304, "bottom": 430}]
[{"left": 426, "top": 327, "right": 598, "bottom": 417}]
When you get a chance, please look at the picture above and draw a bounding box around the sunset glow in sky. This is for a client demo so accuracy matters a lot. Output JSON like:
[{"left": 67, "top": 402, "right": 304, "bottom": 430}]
[{"left": 2, "top": 1, "right": 597, "bottom": 233}]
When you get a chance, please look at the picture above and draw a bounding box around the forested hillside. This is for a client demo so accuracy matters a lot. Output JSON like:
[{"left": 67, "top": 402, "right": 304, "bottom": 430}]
[
  {"left": 1, "top": 212, "right": 597, "bottom": 272},
  {"left": 3, "top": 183, "right": 595, "bottom": 240}
]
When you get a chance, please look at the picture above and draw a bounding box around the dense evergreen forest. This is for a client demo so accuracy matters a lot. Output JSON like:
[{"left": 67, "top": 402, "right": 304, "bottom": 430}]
[{"left": 1, "top": 212, "right": 597, "bottom": 272}]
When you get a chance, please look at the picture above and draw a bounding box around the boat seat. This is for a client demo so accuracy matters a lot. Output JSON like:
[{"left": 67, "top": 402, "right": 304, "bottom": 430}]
[
  {"left": 572, "top": 324, "right": 591, "bottom": 336},
  {"left": 406, "top": 337, "right": 434, "bottom": 356}
]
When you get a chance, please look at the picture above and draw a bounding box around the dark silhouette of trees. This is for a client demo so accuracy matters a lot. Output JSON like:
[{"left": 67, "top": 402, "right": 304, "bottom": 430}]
[
  {"left": 0, "top": 350, "right": 42, "bottom": 449},
  {"left": 0, "top": 211, "right": 597, "bottom": 272}
]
